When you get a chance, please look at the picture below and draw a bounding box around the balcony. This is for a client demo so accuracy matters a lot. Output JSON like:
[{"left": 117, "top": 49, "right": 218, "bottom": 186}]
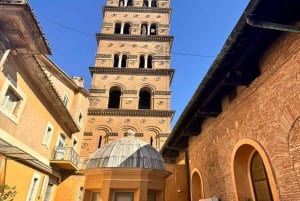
[{"left": 50, "top": 147, "right": 80, "bottom": 170}]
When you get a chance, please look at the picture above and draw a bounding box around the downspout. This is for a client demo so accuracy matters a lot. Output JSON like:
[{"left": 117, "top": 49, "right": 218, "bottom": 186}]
[{"left": 246, "top": 18, "right": 300, "bottom": 33}]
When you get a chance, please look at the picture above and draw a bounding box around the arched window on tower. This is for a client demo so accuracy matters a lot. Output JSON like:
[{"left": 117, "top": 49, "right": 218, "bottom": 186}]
[
  {"left": 151, "top": 0, "right": 157, "bottom": 7},
  {"left": 139, "top": 55, "right": 145, "bottom": 68},
  {"left": 123, "top": 23, "right": 131, "bottom": 35},
  {"left": 108, "top": 87, "right": 122, "bottom": 108},
  {"left": 139, "top": 88, "right": 151, "bottom": 109},
  {"left": 113, "top": 54, "right": 119, "bottom": 67},
  {"left": 114, "top": 23, "right": 121, "bottom": 34},
  {"left": 250, "top": 152, "right": 274, "bottom": 201},
  {"left": 147, "top": 55, "right": 153, "bottom": 69},
  {"left": 121, "top": 55, "right": 127, "bottom": 68},
  {"left": 98, "top": 136, "right": 102, "bottom": 148},
  {"left": 150, "top": 23, "right": 157, "bottom": 35}
]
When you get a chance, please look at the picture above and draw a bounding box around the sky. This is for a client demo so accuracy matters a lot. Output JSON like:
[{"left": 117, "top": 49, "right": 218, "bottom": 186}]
[{"left": 28, "top": 0, "right": 249, "bottom": 128}]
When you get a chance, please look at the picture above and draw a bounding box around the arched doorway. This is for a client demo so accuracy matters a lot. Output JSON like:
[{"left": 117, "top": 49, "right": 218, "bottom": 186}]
[
  {"left": 191, "top": 170, "right": 204, "bottom": 201},
  {"left": 232, "top": 140, "right": 278, "bottom": 201}
]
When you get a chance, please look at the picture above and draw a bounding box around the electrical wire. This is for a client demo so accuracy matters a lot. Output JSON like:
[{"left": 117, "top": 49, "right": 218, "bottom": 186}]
[{"left": 39, "top": 15, "right": 216, "bottom": 58}]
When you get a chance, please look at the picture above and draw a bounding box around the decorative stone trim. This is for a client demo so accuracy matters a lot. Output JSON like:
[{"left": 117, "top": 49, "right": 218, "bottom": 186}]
[
  {"left": 89, "top": 67, "right": 174, "bottom": 77},
  {"left": 153, "top": 56, "right": 170, "bottom": 60},
  {"left": 89, "top": 89, "right": 106, "bottom": 93},
  {"left": 96, "top": 33, "right": 173, "bottom": 43},
  {"left": 123, "top": 90, "right": 138, "bottom": 94},
  {"left": 88, "top": 109, "right": 175, "bottom": 117},
  {"left": 108, "top": 132, "right": 118, "bottom": 136},
  {"left": 127, "top": 55, "right": 137, "bottom": 59},
  {"left": 103, "top": 6, "right": 171, "bottom": 14},
  {"left": 154, "top": 91, "right": 171, "bottom": 95},
  {"left": 84, "top": 132, "right": 93, "bottom": 136},
  {"left": 158, "top": 133, "right": 170, "bottom": 138},
  {"left": 96, "top": 54, "right": 112, "bottom": 58},
  {"left": 135, "top": 133, "right": 144, "bottom": 137}
]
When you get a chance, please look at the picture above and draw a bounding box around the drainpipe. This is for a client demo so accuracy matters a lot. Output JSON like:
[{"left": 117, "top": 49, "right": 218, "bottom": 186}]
[{"left": 246, "top": 18, "right": 300, "bottom": 33}]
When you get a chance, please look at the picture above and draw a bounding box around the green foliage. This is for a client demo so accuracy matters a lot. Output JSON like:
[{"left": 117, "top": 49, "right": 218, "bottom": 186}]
[{"left": 0, "top": 185, "right": 16, "bottom": 201}]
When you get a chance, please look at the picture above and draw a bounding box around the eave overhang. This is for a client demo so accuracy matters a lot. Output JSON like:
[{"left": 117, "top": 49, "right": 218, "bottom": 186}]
[
  {"left": 161, "top": 0, "right": 300, "bottom": 158},
  {"left": 0, "top": 1, "right": 51, "bottom": 54},
  {"left": 88, "top": 109, "right": 175, "bottom": 118},
  {"left": 22, "top": 56, "right": 80, "bottom": 135}
]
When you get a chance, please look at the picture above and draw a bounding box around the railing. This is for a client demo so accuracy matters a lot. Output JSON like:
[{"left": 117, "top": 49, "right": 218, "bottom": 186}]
[{"left": 52, "top": 147, "right": 80, "bottom": 167}]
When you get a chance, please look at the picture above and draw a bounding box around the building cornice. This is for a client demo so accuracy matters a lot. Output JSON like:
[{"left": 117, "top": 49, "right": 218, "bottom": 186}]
[
  {"left": 96, "top": 33, "right": 173, "bottom": 44},
  {"left": 88, "top": 109, "right": 175, "bottom": 118},
  {"left": 103, "top": 6, "right": 171, "bottom": 14}
]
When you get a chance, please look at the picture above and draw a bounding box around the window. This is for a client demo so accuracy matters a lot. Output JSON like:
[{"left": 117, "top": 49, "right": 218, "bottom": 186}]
[
  {"left": 114, "top": 54, "right": 119, "bottom": 67},
  {"left": 108, "top": 87, "right": 121, "bottom": 109},
  {"left": 0, "top": 78, "right": 26, "bottom": 123},
  {"left": 147, "top": 55, "right": 153, "bottom": 68},
  {"left": 148, "top": 191, "right": 156, "bottom": 201},
  {"left": 114, "top": 192, "right": 134, "bottom": 201},
  {"left": 62, "top": 94, "right": 69, "bottom": 107},
  {"left": 54, "top": 134, "right": 66, "bottom": 159},
  {"left": 77, "top": 187, "right": 84, "bottom": 201},
  {"left": 150, "top": 24, "right": 157, "bottom": 35},
  {"left": 139, "top": 88, "right": 151, "bottom": 109},
  {"left": 250, "top": 152, "right": 273, "bottom": 201},
  {"left": 141, "top": 23, "right": 147, "bottom": 35},
  {"left": 139, "top": 55, "right": 145, "bottom": 68},
  {"left": 127, "top": 0, "right": 133, "bottom": 6},
  {"left": 78, "top": 111, "right": 84, "bottom": 127},
  {"left": 114, "top": 23, "right": 122, "bottom": 34},
  {"left": 143, "top": 0, "right": 148, "bottom": 7},
  {"left": 26, "top": 173, "right": 41, "bottom": 201},
  {"left": 151, "top": 0, "right": 157, "bottom": 7},
  {"left": 119, "top": 0, "right": 124, "bottom": 6},
  {"left": 124, "top": 23, "right": 131, "bottom": 34},
  {"left": 121, "top": 55, "right": 127, "bottom": 68},
  {"left": 42, "top": 122, "right": 54, "bottom": 148},
  {"left": 98, "top": 136, "right": 102, "bottom": 148}
]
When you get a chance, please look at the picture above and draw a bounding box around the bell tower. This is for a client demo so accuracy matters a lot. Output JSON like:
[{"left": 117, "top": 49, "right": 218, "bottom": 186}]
[{"left": 81, "top": 0, "right": 174, "bottom": 157}]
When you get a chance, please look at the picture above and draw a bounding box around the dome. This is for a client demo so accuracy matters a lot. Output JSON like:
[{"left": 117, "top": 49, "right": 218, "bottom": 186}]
[{"left": 86, "top": 130, "right": 166, "bottom": 170}]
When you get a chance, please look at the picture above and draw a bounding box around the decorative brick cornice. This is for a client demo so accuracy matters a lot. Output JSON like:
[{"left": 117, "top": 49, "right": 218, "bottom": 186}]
[
  {"left": 103, "top": 6, "right": 171, "bottom": 14},
  {"left": 96, "top": 33, "right": 173, "bottom": 43},
  {"left": 89, "top": 89, "right": 106, "bottom": 93},
  {"left": 153, "top": 56, "right": 171, "bottom": 60},
  {"left": 123, "top": 90, "right": 138, "bottom": 94},
  {"left": 88, "top": 109, "right": 175, "bottom": 118},
  {"left": 89, "top": 67, "right": 174, "bottom": 77},
  {"left": 154, "top": 91, "right": 171, "bottom": 95},
  {"left": 96, "top": 54, "right": 111, "bottom": 59}
]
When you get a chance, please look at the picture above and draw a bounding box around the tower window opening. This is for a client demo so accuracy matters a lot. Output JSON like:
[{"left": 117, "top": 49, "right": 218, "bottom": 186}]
[
  {"left": 143, "top": 0, "right": 149, "bottom": 7},
  {"left": 119, "top": 0, "right": 124, "bottom": 6},
  {"left": 139, "top": 88, "right": 151, "bottom": 109},
  {"left": 139, "top": 55, "right": 145, "bottom": 68},
  {"left": 98, "top": 136, "right": 102, "bottom": 148},
  {"left": 151, "top": 0, "right": 157, "bottom": 7},
  {"left": 113, "top": 54, "right": 119, "bottom": 67},
  {"left": 147, "top": 55, "right": 153, "bottom": 68},
  {"left": 114, "top": 23, "right": 121, "bottom": 34},
  {"left": 127, "top": 0, "right": 133, "bottom": 6},
  {"left": 121, "top": 55, "right": 127, "bottom": 68},
  {"left": 150, "top": 24, "right": 157, "bottom": 35},
  {"left": 108, "top": 87, "right": 121, "bottom": 108},
  {"left": 150, "top": 137, "right": 153, "bottom": 146},
  {"left": 124, "top": 23, "right": 131, "bottom": 35},
  {"left": 141, "top": 23, "right": 147, "bottom": 35}
]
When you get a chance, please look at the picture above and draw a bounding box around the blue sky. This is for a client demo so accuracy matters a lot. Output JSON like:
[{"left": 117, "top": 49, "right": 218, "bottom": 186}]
[{"left": 28, "top": 0, "right": 249, "bottom": 127}]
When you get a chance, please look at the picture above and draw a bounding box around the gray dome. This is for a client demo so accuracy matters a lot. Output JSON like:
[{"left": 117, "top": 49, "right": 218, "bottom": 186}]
[{"left": 86, "top": 131, "right": 165, "bottom": 170}]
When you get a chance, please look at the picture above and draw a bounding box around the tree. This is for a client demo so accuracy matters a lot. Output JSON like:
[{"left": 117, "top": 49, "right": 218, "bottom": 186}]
[{"left": 0, "top": 185, "right": 16, "bottom": 201}]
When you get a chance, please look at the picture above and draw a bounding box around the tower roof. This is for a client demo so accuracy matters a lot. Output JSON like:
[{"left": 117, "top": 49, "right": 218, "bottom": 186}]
[{"left": 86, "top": 130, "right": 166, "bottom": 170}]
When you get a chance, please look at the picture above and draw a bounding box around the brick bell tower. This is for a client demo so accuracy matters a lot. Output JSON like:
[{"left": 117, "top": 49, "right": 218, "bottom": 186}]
[{"left": 81, "top": 0, "right": 174, "bottom": 158}]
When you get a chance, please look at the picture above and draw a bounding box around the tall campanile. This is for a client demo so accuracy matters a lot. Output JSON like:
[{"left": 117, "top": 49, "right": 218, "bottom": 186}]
[{"left": 81, "top": 0, "right": 174, "bottom": 157}]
